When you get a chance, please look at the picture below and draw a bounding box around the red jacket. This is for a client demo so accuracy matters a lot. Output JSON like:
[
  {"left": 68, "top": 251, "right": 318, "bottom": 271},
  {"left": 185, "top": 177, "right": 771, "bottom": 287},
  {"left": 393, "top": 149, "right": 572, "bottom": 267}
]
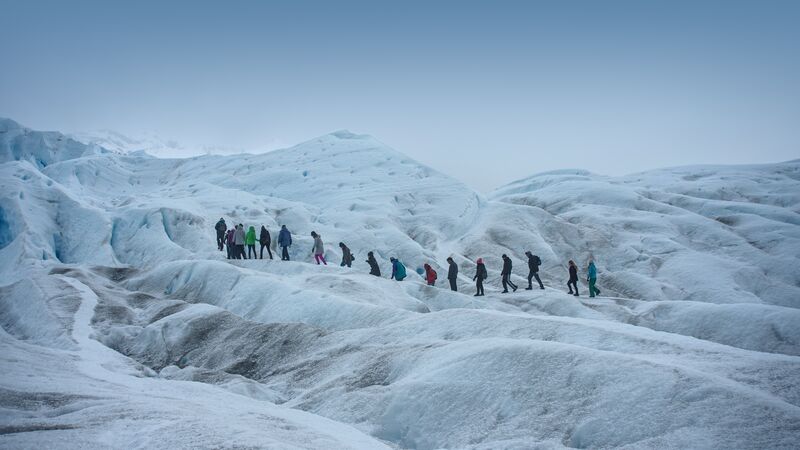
[{"left": 425, "top": 265, "right": 437, "bottom": 284}]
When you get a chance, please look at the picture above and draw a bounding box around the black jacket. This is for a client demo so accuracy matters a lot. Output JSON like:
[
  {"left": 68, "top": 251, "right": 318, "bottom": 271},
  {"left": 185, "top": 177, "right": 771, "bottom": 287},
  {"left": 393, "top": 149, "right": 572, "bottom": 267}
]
[
  {"left": 259, "top": 227, "right": 271, "bottom": 245},
  {"left": 473, "top": 263, "right": 487, "bottom": 281},
  {"left": 502, "top": 257, "right": 512, "bottom": 275},
  {"left": 447, "top": 261, "right": 458, "bottom": 280},
  {"left": 367, "top": 255, "right": 381, "bottom": 276},
  {"left": 568, "top": 265, "right": 578, "bottom": 282},
  {"left": 527, "top": 254, "right": 540, "bottom": 273},
  {"left": 341, "top": 245, "right": 353, "bottom": 264},
  {"left": 215, "top": 220, "right": 227, "bottom": 234}
]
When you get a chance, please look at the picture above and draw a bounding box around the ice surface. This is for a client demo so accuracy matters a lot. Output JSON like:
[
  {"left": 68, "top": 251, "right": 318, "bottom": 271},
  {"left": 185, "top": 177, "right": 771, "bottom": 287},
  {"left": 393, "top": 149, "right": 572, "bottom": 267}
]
[{"left": 1, "top": 118, "right": 799, "bottom": 449}]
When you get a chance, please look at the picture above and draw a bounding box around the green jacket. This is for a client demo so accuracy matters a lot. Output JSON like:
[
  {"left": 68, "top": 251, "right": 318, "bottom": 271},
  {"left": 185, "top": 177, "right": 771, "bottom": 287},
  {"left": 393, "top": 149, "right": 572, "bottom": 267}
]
[{"left": 245, "top": 227, "right": 257, "bottom": 245}]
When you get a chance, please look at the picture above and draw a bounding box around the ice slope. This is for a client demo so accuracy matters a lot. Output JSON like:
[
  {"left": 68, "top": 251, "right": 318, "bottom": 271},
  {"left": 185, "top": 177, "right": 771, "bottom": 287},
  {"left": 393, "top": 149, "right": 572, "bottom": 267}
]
[
  {"left": 37, "top": 263, "right": 800, "bottom": 449},
  {"left": 490, "top": 166, "right": 800, "bottom": 307},
  {"left": 2, "top": 117, "right": 800, "bottom": 449},
  {"left": 0, "top": 271, "right": 389, "bottom": 449}
]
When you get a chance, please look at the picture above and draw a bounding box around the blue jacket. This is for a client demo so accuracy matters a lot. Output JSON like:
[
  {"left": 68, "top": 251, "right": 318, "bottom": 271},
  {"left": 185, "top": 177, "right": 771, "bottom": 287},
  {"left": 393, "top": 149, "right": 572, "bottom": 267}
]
[
  {"left": 278, "top": 227, "right": 292, "bottom": 247},
  {"left": 392, "top": 260, "right": 406, "bottom": 281},
  {"left": 588, "top": 262, "right": 597, "bottom": 279}
]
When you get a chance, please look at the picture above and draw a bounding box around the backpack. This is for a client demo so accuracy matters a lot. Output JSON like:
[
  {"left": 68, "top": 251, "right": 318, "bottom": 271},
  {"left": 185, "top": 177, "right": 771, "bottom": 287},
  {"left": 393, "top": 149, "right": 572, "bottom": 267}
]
[
  {"left": 431, "top": 269, "right": 437, "bottom": 280},
  {"left": 534, "top": 255, "right": 542, "bottom": 265}
]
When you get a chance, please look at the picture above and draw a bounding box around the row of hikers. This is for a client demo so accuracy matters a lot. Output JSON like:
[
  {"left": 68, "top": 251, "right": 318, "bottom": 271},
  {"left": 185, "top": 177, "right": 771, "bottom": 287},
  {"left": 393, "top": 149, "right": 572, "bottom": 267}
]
[{"left": 215, "top": 218, "right": 602, "bottom": 297}]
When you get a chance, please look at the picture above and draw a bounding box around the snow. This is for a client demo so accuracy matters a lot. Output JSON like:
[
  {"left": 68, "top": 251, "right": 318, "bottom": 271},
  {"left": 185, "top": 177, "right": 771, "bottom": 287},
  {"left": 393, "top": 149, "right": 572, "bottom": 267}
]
[{"left": 1, "top": 117, "right": 799, "bottom": 448}]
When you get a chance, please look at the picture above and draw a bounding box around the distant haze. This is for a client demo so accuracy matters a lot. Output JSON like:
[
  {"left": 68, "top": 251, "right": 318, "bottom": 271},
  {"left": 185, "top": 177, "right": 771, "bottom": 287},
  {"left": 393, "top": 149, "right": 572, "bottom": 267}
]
[{"left": 1, "top": 0, "right": 798, "bottom": 192}]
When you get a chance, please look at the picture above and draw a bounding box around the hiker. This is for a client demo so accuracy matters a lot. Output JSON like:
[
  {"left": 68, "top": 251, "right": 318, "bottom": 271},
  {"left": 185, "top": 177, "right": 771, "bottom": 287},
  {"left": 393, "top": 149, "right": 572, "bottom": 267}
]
[
  {"left": 311, "top": 231, "right": 327, "bottom": 265},
  {"left": 424, "top": 263, "right": 437, "bottom": 286},
  {"left": 225, "top": 229, "right": 234, "bottom": 259},
  {"left": 339, "top": 242, "right": 353, "bottom": 267},
  {"left": 367, "top": 251, "right": 381, "bottom": 276},
  {"left": 501, "top": 254, "right": 518, "bottom": 293},
  {"left": 525, "top": 251, "right": 545, "bottom": 290},
  {"left": 246, "top": 226, "right": 257, "bottom": 259},
  {"left": 390, "top": 257, "right": 406, "bottom": 281},
  {"left": 234, "top": 224, "right": 246, "bottom": 259},
  {"left": 215, "top": 218, "right": 227, "bottom": 251},
  {"left": 259, "top": 226, "right": 272, "bottom": 259},
  {"left": 588, "top": 260, "right": 601, "bottom": 297},
  {"left": 473, "top": 258, "right": 487, "bottom": 296},
  {"left": 278, "top": 225, "right": 292, "bottom": 261},
  {"left": 447, "top": 257, "right": 458, "bottom": 291},
  {"left": 567, "top": 260, "right": 579, "bottom": 296}
]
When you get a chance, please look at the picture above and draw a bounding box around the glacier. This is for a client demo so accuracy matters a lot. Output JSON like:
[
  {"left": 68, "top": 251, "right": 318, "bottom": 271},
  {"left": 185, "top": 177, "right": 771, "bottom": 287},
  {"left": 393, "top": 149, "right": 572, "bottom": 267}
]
[{"left": 1, "top": 117, "right": 799, "bottom": 449}]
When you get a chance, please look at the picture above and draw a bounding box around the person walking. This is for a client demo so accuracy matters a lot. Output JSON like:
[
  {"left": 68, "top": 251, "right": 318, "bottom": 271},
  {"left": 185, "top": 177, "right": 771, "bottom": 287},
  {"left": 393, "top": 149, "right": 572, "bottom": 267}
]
[
  {"left": 339, "top": 242, "right": 353, "bottom": 267},
  {"left": 215, "top": 218, "right": 227, "bottom": 251},
  {"left": 525, "top": 251, "right": 545, "bottom": 290},
  {"left": 311, "top": 231, "right": 327, "bottom": 265},
  {"left": 501, "top": 254, "right": 518, "bottom": 293},
  {"left": 225, "top": 229, "right": 234, "bottom": 259},
  {"left": 234, "top": 224, "right": 246, "bottom": 259},
  {"left": 366, "top": 251, "right": 381, "bottom": 276},
  {"left": 567, "top": 260, "right": 579, "bottom": 296},
  {"left": 446, "top": 257, "right": 458, "bottom": 292},
  {"left": 259, "top": 226, "right": 272, "bottom": 259},
  {"left": 473, "top": 258, "right": 487, "bottom": 296},
  {"left": 424, "top": 263, "right": 437, "bottom": 286},
  {"left": 278, "top": 225, "right": 292, "bottom": 261},
  {"left": 588, "top": 259, "right": 601, "bottom": 297},
  {"left": 390, "top": 257, "right": 407, "bottom": 281}
]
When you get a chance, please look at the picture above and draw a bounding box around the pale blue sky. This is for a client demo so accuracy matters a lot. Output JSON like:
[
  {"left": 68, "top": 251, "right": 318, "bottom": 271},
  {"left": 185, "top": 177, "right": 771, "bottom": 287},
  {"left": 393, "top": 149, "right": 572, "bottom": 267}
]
[{"left": 1, "top": 0, "right": 798, "bottom": 191}]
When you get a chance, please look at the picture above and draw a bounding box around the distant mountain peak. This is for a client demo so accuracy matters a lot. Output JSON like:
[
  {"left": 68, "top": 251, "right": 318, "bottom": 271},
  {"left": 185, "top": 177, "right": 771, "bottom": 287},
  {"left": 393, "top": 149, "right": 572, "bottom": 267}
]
[
  {"left": 0, "top": 117, "right": 26, "bottom": 133},
  {"left": 328, "top": 130, "right": 370, "bottom": 140}
]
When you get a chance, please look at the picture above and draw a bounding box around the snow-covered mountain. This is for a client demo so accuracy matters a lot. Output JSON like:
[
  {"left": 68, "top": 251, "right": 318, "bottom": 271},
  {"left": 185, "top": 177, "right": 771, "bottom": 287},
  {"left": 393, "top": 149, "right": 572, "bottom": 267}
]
[
  {"left": 69, "top": 128, "right": 247, "bottom": 158},
  {"left": 2, "top": 117, "right": 799, "bottom": 449}
]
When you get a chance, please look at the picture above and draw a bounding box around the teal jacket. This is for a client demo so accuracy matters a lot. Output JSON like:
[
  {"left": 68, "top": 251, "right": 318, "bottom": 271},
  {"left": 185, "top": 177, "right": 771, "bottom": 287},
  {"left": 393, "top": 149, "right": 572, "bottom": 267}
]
[
  {"left": 588, "top": 262, "right": 597, "bottom": 280},
  {"left": 392, "top": 260, "right": 407, "bottom": 281}
]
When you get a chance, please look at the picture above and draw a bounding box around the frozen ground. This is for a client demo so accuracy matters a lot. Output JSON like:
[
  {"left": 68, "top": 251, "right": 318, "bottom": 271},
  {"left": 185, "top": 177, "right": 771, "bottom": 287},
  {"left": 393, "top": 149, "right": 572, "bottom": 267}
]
[{"left": 1, "top": 117, "right": 799, "bottom": 449}]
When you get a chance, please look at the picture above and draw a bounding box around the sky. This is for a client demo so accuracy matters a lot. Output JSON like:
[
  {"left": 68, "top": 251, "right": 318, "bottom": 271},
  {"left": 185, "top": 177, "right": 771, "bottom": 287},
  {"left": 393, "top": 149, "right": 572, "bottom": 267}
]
[{"left": 1, "top": 0, "right": 798, "bottom": 192}]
